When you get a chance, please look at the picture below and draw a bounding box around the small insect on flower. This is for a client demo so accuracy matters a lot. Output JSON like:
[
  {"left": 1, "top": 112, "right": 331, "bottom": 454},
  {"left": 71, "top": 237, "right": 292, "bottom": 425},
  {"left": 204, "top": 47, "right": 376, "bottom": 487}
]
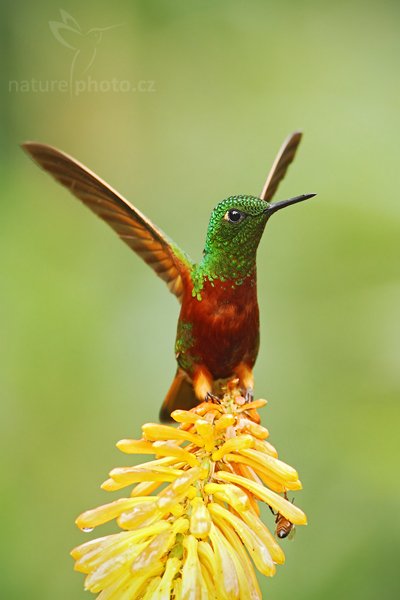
[
  {"left": 71, "top": 383, "right": 307, "bottom": 599},
  {"left": 275, "top": 513, "right": 296, "bottom": 540},
  {"left": 271, "top": 494, "right": 296, "bottom": 540}
]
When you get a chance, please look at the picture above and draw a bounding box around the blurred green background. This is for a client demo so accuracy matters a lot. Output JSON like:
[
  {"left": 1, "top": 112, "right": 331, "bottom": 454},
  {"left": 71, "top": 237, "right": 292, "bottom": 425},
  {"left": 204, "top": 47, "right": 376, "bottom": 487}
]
[{"left": 1, "top": 0, "right": 399, "bottom": 598}]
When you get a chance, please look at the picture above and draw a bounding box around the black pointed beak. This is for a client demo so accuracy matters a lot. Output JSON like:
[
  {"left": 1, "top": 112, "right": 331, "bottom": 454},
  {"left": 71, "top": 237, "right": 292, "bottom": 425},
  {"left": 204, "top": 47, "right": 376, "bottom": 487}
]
[{"left": 264, "top": 193, "right": 316, "bottom": 215}]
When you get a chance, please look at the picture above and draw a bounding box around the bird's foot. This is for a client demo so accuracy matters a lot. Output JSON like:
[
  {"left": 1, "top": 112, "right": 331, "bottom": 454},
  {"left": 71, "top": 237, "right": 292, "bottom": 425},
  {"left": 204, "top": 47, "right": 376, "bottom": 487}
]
[
  {"left": 245, "top": 387, "right": 254, "bottom": 403},
  {"left": 205, "top": 392, "right": 220, "bottom": 404}
]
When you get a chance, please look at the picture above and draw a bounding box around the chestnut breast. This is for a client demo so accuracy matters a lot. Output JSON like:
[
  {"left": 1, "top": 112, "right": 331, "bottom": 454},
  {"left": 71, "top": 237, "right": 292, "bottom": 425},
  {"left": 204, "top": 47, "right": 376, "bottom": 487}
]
[{"left": 176, "top": 276, "right": 260, "bottom": 379}]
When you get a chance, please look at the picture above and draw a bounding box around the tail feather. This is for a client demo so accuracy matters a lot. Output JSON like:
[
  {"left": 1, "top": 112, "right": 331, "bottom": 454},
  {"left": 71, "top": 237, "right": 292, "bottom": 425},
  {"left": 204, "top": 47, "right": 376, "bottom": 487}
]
[{"left": 159, "top": 370, "right": 198, "bottom": 422}]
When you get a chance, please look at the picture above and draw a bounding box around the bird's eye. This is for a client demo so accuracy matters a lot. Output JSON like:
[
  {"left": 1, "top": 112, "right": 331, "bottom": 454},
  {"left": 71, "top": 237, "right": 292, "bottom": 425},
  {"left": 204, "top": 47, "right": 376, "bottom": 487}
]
[{"left": 224, "top": 209, "right": 245, "bottom": 224}]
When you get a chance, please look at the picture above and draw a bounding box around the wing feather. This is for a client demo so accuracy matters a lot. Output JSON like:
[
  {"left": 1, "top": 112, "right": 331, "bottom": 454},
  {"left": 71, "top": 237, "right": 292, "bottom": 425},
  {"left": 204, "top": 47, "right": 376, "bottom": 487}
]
[
  {"left": 260, "top": 132, "right": 303, "bottom": 202},
  {"left": 22, "top": 142, "right": 192, "bottom": 302}
]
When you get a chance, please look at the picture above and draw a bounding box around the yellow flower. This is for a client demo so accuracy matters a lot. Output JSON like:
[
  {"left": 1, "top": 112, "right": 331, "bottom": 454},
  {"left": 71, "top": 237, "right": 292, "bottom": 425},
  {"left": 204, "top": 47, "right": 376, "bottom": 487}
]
[{"left": 72, "top": 382, "right": 307, "bottom": 599}]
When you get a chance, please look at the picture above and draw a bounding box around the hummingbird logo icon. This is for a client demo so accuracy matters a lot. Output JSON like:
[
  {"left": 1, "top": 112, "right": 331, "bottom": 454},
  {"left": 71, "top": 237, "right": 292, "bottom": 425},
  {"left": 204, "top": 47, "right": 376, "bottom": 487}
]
[{"left": 49, "top": 10, "right": 119, "bottom": 91}]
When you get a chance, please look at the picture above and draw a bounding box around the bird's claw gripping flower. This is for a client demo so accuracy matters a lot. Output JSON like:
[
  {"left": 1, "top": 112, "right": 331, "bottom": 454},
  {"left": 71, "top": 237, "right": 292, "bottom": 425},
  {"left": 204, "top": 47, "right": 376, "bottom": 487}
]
[{"left": 72, "top": 384, "right": 307, "bottom": 599}]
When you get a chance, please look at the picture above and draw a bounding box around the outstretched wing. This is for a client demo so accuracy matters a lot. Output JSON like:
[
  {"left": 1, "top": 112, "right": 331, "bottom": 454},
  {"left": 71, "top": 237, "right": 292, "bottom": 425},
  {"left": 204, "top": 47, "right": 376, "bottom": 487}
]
[
  {"left": 22, "top": 142, "right": 192, "bottom": 302},
  {"left": 260, "top": 132, "right": 303, "bottom": 202}
]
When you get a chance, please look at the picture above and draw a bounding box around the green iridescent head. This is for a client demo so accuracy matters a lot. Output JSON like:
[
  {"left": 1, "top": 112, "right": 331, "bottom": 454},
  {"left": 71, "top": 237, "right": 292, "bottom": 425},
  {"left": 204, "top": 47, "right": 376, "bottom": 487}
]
[
  {"left": 201, "top": 193, "right": 314, "bottom": 281},
  {"left": 200, "top": 195, "right": 267, "bottom": 281},
  {"left": 204, "top": 195, "right": 268, "bottom": 257}
]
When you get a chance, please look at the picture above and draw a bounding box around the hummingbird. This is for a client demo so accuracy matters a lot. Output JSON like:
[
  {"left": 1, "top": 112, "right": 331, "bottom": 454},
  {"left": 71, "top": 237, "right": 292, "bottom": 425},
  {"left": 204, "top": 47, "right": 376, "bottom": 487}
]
[{"left": 22, "top": 133, "right": 315, "bottom": 421}]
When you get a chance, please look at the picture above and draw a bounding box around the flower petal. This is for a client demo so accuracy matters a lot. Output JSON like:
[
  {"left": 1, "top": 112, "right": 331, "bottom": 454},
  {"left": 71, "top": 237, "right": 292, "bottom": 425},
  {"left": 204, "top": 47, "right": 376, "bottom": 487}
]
[
  {"left": 208, "top": 503, "right": 276, "bottom": 577},
  {"left": 189, "top": 497, "right": 212, "bottom": 540},
  {"left": 215, "top": 471, "right": 307, "bottom": 524}
]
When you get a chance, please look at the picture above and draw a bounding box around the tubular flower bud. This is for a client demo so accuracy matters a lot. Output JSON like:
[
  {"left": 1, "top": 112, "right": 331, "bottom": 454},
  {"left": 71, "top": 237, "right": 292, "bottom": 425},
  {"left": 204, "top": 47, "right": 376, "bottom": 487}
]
[{"left": 72, "top": 385, "right": 306, "bottom": 598}]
